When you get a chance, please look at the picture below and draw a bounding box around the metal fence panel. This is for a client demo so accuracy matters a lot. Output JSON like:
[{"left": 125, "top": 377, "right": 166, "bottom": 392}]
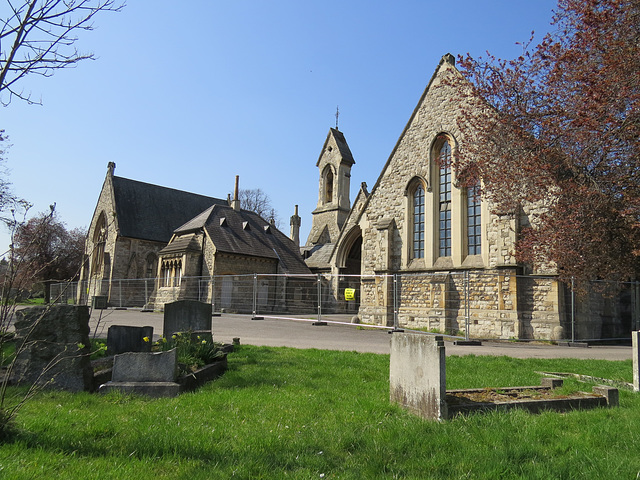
[{"left": 50, "top": 272, "right": 640, "bottom": 342}]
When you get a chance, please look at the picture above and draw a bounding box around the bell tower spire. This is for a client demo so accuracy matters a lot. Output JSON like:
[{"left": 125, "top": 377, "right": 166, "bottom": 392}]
[{"left": 306, "top": 128, "right": 355, "bottom": 246}]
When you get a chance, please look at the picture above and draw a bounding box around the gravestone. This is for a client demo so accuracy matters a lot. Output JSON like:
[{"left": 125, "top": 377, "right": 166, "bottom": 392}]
[
  {"left": 107, "top": 325, "right": 154, "bottom": 355},
  {"left": 11, "top": 305, "right": 93, "bottom": 392},
  {"left": 390, "top": 333, "right": 447, "bottom": 421},
  {"left": 164, "top": 300, "right": 212, "bottom": 338},
  {"left": 98, "top": 348, "right": 180, "bottom": 397}
]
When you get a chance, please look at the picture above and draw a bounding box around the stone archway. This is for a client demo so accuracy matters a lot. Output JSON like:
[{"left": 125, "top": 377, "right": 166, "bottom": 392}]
[{"left": 337, "top": 227, "right": 362, "bottom": 313}]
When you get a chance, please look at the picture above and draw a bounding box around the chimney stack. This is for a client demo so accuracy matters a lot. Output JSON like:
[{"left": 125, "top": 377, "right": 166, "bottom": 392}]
[
  {"left": 290, "top": 204, "right": 301, "bottom": 247},
  {"left": 231, "top": 175, "right": 241, "bottom": 211}
]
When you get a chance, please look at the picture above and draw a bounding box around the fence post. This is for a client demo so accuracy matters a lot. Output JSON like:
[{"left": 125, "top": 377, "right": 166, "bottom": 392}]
[
  {"left": 389, "top": 274, "right": 404, "bottom": 333},
  {"left": 144, "top": 279, "right": 148, "bottom": 307},
  {"left": 465, "top": 270, "right": 470, "bottom": 341},
  {"left": 118, "top": 280, "right": 122, "bottom": 309},
  {"left": 571, "top": 276, "right": 576, "bottom": 343},
  {"left": 251, "top": 273, "right": 263, "bottom": 320},
  {"left": 211, "top": 276, "right": 220, "bottom": 316},
  {"left": 313, "top": 273, "right": 327, "bottom": 326}
]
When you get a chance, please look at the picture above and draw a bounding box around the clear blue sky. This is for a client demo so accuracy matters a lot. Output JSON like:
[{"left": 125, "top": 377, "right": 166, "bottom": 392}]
[{"left": 1, "top": 0, "right": 558, "bottom": 251}]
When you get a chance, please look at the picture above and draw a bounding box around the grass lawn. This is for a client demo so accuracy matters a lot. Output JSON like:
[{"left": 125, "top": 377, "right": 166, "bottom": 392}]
[{"left": 0, "top": 345, "right": 638, "bottom": 479}]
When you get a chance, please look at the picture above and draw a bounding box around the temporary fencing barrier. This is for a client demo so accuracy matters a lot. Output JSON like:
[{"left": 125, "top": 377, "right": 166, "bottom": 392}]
[{"left": 50, "top": 272, "right": 640, "bottom": 342}]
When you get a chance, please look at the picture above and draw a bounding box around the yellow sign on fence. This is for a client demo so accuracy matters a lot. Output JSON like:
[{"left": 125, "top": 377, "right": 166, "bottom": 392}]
[{"left": 344, "top": 288, "right": 355, "bottom": 301}]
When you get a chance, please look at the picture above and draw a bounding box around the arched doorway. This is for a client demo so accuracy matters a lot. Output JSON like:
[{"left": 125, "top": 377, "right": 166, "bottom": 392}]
[{"left": 338, "top": 227, "right": 362, "bottom": 313}]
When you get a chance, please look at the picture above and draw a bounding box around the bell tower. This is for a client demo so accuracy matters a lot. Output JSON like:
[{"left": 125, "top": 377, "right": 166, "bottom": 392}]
[{"left": 306, "top": 128, "right": 354, "bottom": 246}]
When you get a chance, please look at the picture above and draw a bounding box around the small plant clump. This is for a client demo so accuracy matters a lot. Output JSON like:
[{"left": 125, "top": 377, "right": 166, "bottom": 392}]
[{"left": 149, "top": 332, "right": 225, "bottom": 375}]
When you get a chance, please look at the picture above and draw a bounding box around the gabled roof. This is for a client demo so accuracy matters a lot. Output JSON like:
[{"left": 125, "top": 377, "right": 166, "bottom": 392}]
[
  {"left": 111, "top": 176, "right": 227, "bottom": 243},
  {"left": 316, "top": 128, "right": 355, "bottom": 167},
  {"left": 356, "top": 53, "right": 462, "bottom": 216},
  {"left": 172, "top": 204, "right": 312, "bottom": 276},
  {"left": 159, "top": 233, "right": 201, "bottom": 256}
]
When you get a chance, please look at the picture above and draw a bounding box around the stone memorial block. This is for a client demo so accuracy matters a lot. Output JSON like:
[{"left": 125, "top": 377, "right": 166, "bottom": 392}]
[
  {"left": 99, "top": 348, "right": 180, "bottom": 397},
  {"left": 164, "top": 300, "right": 212, "bottom": 338},
  {"left": 12, "top": 305, "right": 93, "bottom": 392},
  {"left": 107, "top": 325, "right": 154, "bottom": 355},
  {"left": 111, "top": 349, "right": 178, "bottom": 383},
  {"left": 390, "top": 333, "right": 447, "bottom": 421}
]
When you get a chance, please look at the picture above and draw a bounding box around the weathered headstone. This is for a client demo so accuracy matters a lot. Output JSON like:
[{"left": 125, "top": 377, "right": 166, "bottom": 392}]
[
  {"left": 99, "top": 348, "right": 180, "bottom": 397},
  {"left": 106, "top": 325, "right": 154, "bottom": 355},
  {"left": 633, "top": 331, "right": 640, "bottom": 392},
  {"left": 390, "top": 333, "right": 447, "bottom": 421},
  {"left": 11, "top": 305, "right": 93, "bottom": 392},
  {"left": 163, "top": 300, "right": 212, "bottom": 338}
]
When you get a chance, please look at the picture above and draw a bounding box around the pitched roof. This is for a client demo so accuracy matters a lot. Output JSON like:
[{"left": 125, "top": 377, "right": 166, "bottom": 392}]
[
  {"left": 158, "top": 233, "right": 201, "bottom": 256},
  {"left": 172, "top": 205, "right": 312, "bottom": 276},
  {"left": 316, "top": 128, "right": 355, "bottom": 167},
  {"left": 111, "top": 176, "right": 227, "bottom": 243},
  {"left": 300, "top": 243, "right": 334, "bottom": 270}
]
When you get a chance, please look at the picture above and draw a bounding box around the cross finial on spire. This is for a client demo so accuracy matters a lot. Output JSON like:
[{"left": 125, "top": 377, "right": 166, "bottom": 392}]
[{"left": 335, "top": 105, "right": 339, "bottom": 130}]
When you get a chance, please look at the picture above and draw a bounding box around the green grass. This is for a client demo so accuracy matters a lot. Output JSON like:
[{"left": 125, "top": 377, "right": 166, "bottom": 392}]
[
  {"left": 17, "top": 298, "right": 45, "bottom": 305},
  {"left": 0, "top": 346, "right": 638, "bottom": 479}
]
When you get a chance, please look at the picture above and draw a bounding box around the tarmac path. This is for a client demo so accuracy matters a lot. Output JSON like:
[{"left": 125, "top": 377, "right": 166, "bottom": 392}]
[{"left": 87, "top": 308, "right": 632, "bottom": 361}]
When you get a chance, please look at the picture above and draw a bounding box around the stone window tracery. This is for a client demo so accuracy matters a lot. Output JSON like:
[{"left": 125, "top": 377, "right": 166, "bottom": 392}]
[
  {"left": 160, "top": 258, "right": 182, "bottom": 287},
  {"left": 91, "top": 212, "right": 107, "bottom": 274},
  {"left": 412, "top": 183, "right": 425, "bottom": 259},
  {"left": 467, "top": 184, "right": 482, "bottom": 255},
  {"left": 146, "top": 253, "right": 158, "bottom": 278},
  {"left": 438, "top": 140, "right": 452, "bottom": 257}
]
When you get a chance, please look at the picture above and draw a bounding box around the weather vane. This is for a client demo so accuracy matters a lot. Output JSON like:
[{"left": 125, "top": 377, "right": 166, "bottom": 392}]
[{"left": 335, "top": 105, "right": 339, "bottom": 130}]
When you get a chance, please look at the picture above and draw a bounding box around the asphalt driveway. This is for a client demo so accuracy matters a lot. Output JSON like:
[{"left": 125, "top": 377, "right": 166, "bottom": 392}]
[{"left": 87, "top": 308, "right": 632, "bottom": 361}]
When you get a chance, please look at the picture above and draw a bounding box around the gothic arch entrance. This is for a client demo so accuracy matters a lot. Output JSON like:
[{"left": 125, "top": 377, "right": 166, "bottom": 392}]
[{"left": 337, "top": 227, "right": 362, "bottom": 312}]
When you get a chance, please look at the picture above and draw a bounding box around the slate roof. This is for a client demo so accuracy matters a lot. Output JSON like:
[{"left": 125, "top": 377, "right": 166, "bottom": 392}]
[
  {"left": 171, "top": 205, "right": 312, "bottom": 276},
  {"left": 300, "top": 243, "right": 335, "bottom": 270},
  {"left": 158, "top": 233, "right": 201, "bottom": 256},
  {"left": 111, "top": 176, "right": 227, "bottom": 243},
  {"left": 316, "top": 128, "right": 355, "bottom": 167}
]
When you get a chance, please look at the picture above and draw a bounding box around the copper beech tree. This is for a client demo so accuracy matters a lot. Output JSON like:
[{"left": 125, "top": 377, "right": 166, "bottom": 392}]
[
  {"left": 449, "top": 0, "right": 640, "bottom": 288},
  {"left": 12, "top": 208, "right": 86, "bottom": 295}
]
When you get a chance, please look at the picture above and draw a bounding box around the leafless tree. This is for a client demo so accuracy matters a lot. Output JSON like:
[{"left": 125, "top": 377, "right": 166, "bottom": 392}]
[
  {"left": 0, "top": 0, "right": 125, "bottom": 105},
  {"left": 236, "top": 188, "right": 281, "bottom": 227}
]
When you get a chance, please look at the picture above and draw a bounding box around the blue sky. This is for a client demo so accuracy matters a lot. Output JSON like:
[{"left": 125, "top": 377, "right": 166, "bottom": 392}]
[{"left": 1, "top": 0, "right": 558, "bottom": 251}]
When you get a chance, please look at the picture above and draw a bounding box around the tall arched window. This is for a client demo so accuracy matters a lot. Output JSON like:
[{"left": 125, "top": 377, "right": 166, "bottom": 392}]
[
  {"left": 146, "top": 253, "right": 158, "bottom": 278},
  {"left": 467, "top": 184, "right": 482, "bottom": 255},
  {"left": 438, "top": 141, "right": 452, "bottom": 257},
  {"left": 91, "top": 212, "right": 107, "bottom": 274},
  {"left": 413, "top": 184, "right": 425, "bottom": 259},
  {"left": 323, "top": 166, "right": 334, "bottom": 204}
]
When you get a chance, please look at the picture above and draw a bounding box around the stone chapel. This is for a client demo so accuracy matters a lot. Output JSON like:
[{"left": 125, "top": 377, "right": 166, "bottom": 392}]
[
  {"left": 302, "top": 53, "right": 637, "bottom": 340},
  {"left": 78, "top": 53, "right": 637, "bottom": 340}
]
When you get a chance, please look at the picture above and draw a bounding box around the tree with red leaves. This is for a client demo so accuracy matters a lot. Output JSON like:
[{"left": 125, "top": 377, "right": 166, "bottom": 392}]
[
  {"left": 11, "top": 209, "right": 86, "bottom": 296},
  {"left": 451, "top": 0, "right": 640, "bottom": 288}
]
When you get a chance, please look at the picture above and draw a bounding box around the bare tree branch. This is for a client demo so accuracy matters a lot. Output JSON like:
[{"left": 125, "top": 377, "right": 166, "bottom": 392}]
[{"left": 0, "top": 0, "right": 125, "bottom": 105}]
